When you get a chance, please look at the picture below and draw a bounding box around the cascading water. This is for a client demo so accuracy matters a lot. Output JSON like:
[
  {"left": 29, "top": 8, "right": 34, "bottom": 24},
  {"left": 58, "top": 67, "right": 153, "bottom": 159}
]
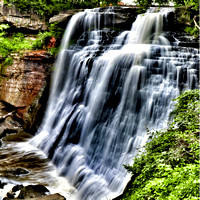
[{"left": 32, "top": 7, "right": 199, "bottom": 200}]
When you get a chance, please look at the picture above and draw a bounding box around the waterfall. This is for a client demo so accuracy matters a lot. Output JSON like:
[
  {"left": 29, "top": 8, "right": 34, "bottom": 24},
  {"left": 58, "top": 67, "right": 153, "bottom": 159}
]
[{"left": 32, "top": 7, "right": 199, "bottom": 200}]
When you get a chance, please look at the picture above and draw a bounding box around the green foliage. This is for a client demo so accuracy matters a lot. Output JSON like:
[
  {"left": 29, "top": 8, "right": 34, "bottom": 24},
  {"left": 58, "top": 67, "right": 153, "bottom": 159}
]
[
  {"left": 123, "top": 164, "right": 199, "bottom": 200},
  {"left": 119, "top": 89, "right": 200, "bottom": 200},
  {"left": 31, "top": 23, "right": 65, "bottom": 55},
  {"left": 185, "top": 26, "right": 199, "bottom": 38},
  {"left": 4, "top": 0, "right": 120, "bottom": 20},
  {"left": 171, "top": 89, "right": 199, "bottom": 131},
  {"left": 0, "top": 22, "right": 62, "bottom": 60},
  {"left": 0, "top": 23, "right": 61, "bottom": 81},
  {"left": 0, "top": 25, "right": 33, "bottom": 59},
  {"left": 4, "top": 0, "right": 71, "bottom": 20},
  {"left": 32, "top": 32, "right": 59, "bottom": 56},
  {"left": 32, "top": 31, "right": 54, "bottom": 50},
  {"left": 48, "top": 23, "right": 65, "bottom": 40},
  {"left": 4, "top": 57, "right": 13, "bottom": 66}
]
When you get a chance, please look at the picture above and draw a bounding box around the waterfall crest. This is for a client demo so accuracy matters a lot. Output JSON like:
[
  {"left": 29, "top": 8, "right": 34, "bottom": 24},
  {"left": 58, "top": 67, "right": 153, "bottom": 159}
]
[{"left": 32, "top": 7, "right": 199, "bottom": 200}]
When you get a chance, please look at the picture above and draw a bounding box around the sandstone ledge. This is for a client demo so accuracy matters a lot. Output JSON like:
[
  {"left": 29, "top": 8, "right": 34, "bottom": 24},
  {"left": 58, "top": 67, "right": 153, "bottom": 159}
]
[
  {"left": 0, "top": 2, "right": 47, "bottom": 31},
  {"left": 0, "top": 51, "right": 53, "bottom": 132}
]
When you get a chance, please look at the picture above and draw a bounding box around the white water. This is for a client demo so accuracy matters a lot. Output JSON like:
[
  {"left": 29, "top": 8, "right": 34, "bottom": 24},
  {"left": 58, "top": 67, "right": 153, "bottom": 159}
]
[
  {"left": 32, "top": 7, "right": 199, "bottom": 200},
  {"left": 0, "top": 135, "right": 75, "bottom": 200}
]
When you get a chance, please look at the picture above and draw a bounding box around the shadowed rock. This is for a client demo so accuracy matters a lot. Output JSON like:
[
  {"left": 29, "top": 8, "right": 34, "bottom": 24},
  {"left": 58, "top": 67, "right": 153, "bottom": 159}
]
[{"left": 3, "top": 184, "right": 66, "bottom": 200}]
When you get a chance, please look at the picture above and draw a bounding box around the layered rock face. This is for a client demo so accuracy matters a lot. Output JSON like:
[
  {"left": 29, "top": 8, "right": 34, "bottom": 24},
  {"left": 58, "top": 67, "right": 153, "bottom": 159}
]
[
  {"left": 0, "top": 51, "right": 53, "bottom": 136},
  {"left": 0, "top": 0, "right": 47, "bottom": 31}
]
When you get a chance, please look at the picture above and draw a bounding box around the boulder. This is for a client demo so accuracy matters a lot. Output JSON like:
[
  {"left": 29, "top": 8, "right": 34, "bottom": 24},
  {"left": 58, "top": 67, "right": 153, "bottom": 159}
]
[
  {"left": 4, "top": 193, "right": 66, "bottom": 200},
  {"left": 17, "top": 185, "right": 50, "bottom": 199},
  {"left": 3, "top": 184, "right": 66, "bottom": 200},
  {"left": 24, "top": 193, "right": 66, "bottom": 200},
  {"left": 21, "top": 193, "right": 66, "bottom": 200},
  {"left": 0, "top": 180, "right": 7, "bottom": 189}
]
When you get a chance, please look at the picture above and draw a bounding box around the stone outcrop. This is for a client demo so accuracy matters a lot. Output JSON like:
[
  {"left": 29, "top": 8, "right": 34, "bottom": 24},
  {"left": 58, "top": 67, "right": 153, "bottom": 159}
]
[
  {"left": 0, "top": 1, "right": 47, "bottom": 31},
  {"left": 49, "top": 9, "right": 83, "bottom": 24},
  {"left": 49, "top": 7, "right": 140, "bottom": 30},
  {"left": 0, "top": 51, "right": 53, "bottom": 135},
  {"left": 3, "top": 184, "right": 66, "bottom": 200}
]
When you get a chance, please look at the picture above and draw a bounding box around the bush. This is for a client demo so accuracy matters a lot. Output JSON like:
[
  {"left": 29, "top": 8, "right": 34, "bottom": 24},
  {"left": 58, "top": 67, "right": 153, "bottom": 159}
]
[
  {"left": 0, "top": 22, "right": 63, "bottom": 60},
  {"left": 0, "top": 25, "right": 32, "bottom": 58},
  {"left": 118, "top": 89, "right": 200, "bottom": 200}
]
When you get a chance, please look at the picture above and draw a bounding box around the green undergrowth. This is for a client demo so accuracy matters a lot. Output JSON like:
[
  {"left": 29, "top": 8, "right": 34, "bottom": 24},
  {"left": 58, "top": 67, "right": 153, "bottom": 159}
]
[
  {"left": 4, "top": 0, "right": 120, "bottom": 20},
  {"left": 0, "top": 23, "right": 62, "bottom": 67},
  {"left": 117, "top": 89, "right": 200, "bottom": 200},
  {"left": 0, "top": 23, "right": 62, "bottom": 81},
  {"left": 0, "top": 24, "right": 30, "bottom": 77},
  {"left": 0, "top": 23, "right": 62, "bottom": 57}
]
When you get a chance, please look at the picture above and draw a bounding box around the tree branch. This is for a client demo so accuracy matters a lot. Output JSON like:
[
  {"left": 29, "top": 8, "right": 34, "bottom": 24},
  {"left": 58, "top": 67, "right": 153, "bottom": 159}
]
[{"left": 193, "top": 15, "right": 200, "bottom": 30}]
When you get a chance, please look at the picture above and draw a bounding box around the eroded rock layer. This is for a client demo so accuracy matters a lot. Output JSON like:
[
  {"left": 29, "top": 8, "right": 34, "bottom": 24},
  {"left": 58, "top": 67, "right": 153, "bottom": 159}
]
[
  {"left": 0, "top": 1, "right": 47, "bottom": 31},
  {"left": 0, "top": 51, "right": 53, "bottom": 135}
]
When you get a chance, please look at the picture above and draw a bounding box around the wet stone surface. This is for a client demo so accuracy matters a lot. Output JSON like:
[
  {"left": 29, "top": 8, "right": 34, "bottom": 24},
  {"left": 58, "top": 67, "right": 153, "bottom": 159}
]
[{"left": 0, "top": 132, "right": 74, "bottom": 200}]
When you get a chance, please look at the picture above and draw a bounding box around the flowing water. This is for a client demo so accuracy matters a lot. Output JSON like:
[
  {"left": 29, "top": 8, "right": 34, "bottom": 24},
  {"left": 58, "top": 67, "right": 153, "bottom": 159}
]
[
  {"left": 1, "top": 7, "right": 199, "bottom": 200},
  {"left": 31, "top": 7, "right": 199, "bottom": 200},
  {"left": 0, "top": 132, "right": 75, "bottom": 199}
]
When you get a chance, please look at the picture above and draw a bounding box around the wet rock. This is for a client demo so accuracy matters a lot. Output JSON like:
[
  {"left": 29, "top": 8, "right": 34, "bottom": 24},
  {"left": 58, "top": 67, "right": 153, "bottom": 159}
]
[
  {"left": 0, "top": 180, "right": 7, "bottom": 189},
  {"left": 12, "top": 185, "right": 24, "bottom": 193},
  {"left": 6, "top": 192, "right": 15, "bottom": 199},
  {"left": 49, "top": 7, "right": 139, "bottom": 30},
  {"left": 2, "top": 184, "right": 66, "bottom": 200},
  {"left": 3, "top": 168, "right": 29, "bottom": 179},
  {"left": 13, "top": 168, "right": 29, "bottom": 176},
  {"left": 24, "top": 193, "right": 66, "bottom": 200},
  {"left": 0, "top": 51, "right": 52, "bottom": 132},
  {"left": 17, "top": 185, "right": 50, "bottom": 199},
  {"left": 5, "top": 193, "right": 66, "bottom": 200},
  {"left": 0, "top": 117, "right": 22, "bottom": 139},
  {"left": 4, "top": 185, "right": 50, "bottom": 199},
  {"left": 2, "top": 131, "right": 32, "bottom": 142}
]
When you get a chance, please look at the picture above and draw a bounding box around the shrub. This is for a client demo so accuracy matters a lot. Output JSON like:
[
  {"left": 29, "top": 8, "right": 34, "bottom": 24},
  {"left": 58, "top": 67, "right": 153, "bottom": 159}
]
[{"left": 119, "top": 89, "right": 200, "bottom": 200}]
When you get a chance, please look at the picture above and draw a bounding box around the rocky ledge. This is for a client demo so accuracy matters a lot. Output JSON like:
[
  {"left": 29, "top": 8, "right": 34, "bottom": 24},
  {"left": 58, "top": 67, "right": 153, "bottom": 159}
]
[
  {"left": 0, "top": 50, "right": 54, "bottom": 137},
  {"left": 0, "top": 1, "right": 47, "bottom": 31}
]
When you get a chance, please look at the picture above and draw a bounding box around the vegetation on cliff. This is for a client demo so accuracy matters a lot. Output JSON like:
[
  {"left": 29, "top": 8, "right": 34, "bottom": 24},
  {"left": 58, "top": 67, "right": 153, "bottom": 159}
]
[
  {"left": 3, "top": 0, "right": 199, "bottom": 41},
  {"left": 0, "top": 23, "right": 61, "bottom": 75},
  {"left": 117, "top": 89, "right": 200, "bottom": 200},
  {"left": 4, "top": 0, "right": 120, "bottom": 20}
]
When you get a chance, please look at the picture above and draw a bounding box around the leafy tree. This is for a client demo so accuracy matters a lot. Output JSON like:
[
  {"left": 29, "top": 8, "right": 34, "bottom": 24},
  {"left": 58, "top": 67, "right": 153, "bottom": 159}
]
[
  {"left": 4, "top": 0, "right": 120, "bottom": 20},
  {"left": 4, "top": 0, "right": 72, "bottom": 20}
]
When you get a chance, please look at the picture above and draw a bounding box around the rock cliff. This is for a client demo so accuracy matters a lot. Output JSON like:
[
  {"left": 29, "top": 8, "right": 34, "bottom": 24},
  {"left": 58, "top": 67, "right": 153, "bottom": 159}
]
[
  {"left": 0, "top": 51, "right": 53, "bottom": 137},
  {"left": 0, "top": 0, "right": 47, "bottom": 31}
]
